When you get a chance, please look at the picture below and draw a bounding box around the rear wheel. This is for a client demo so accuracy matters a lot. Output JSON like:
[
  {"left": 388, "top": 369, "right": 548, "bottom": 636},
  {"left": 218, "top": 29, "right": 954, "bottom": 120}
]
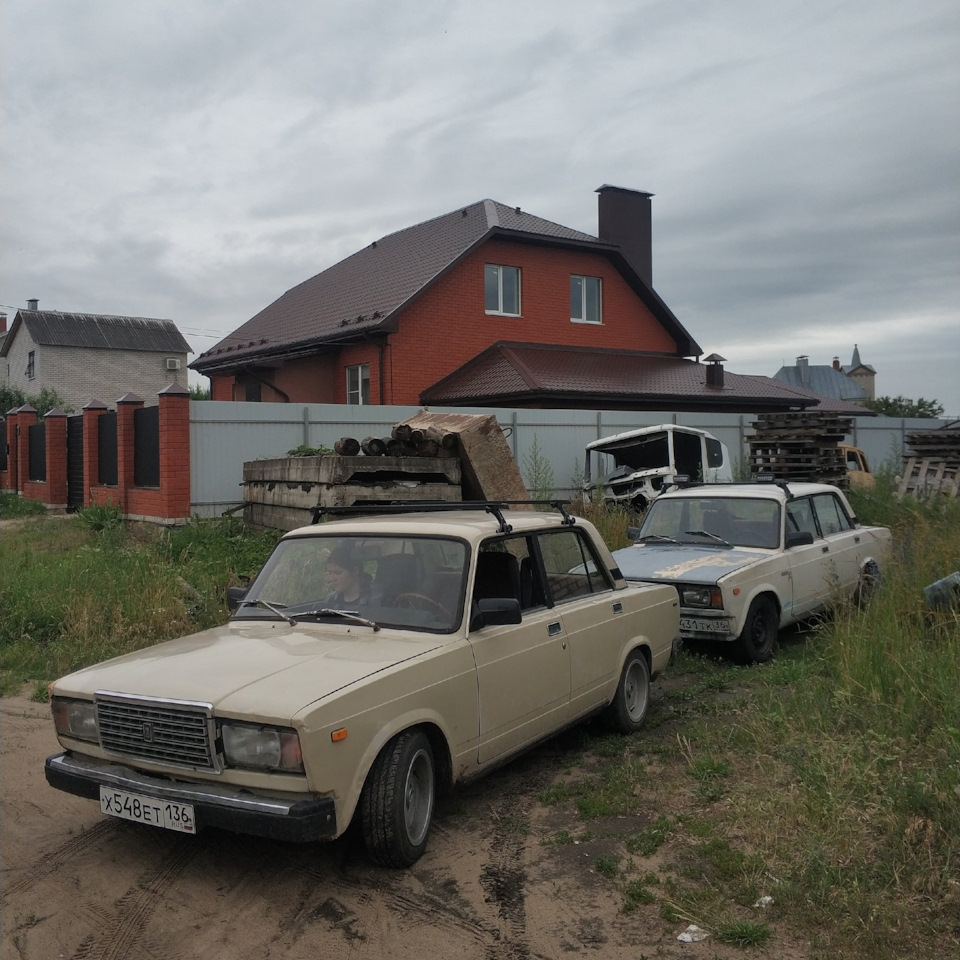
[
  {"left": 361, "top": 729, "right": 435, "bottom": 867},
  {"left": 733, "top": 596, "right": 778, "bottom": 663},
  {"left": 604, "top": 650, "right": 651, "bottom": 732}
]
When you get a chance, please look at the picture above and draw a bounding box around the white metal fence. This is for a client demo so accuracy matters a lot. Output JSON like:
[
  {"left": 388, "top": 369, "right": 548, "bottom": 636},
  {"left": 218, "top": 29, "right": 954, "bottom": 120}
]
[{"left": 189, "top": 401, "right": 951, "bottom": 517}]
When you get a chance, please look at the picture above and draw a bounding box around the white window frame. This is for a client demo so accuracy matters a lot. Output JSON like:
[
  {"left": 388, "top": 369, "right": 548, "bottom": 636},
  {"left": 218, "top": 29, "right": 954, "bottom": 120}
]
[
  {"left": 571, "top": 275, "right": 602, "bottom": 324},
  {"left": 346, "top": 363, "right": 370, "bottom": 405},
  {"left": 485, "top": 264, "right": 521, "bottom": 316}
]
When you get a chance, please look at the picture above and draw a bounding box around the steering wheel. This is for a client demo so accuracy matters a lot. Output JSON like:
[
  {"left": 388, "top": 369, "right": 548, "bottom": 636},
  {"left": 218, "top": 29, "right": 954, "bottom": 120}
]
[{"left": 394, "top": 593, "right": 449, "bottom": 618}]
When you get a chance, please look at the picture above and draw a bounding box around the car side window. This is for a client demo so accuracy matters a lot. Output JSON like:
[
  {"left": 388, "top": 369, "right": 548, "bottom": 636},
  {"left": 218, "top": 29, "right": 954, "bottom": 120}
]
[
  {"left": 812, "top": 493, "right": 852, "bottom": 536},
  {"left": 537, "top": 530, "right": 611, "bottom": 604},
  {"left": 786, "top": 498, "right": 818, "bottom": 539}
]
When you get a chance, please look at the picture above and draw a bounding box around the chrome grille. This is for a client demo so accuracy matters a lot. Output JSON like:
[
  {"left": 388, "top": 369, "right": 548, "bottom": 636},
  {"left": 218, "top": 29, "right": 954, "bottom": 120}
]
[{"left": 96, "top": 693, "right": 217, "bottom": 770}]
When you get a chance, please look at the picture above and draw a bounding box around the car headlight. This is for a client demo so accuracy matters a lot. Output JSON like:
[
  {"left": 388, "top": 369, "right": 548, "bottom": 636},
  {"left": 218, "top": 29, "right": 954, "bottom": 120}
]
[
  {"left": 679, "top": 585, "right": 724, "bottom": 609},
  {"left": 52, "top": 697, "right": 99, "bottom": 743},
  {"left": 221, "top": 722, "right": 304, "bottom": 773}
]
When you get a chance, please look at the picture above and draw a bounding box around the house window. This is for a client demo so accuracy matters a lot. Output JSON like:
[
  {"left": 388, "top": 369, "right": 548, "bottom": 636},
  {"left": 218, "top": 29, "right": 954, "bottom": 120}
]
[
  {"left": 346, "top": 363, "right": 370, "bottom": 405},
  {"left": 485, "top": 264, "right": 521, "bottom": 316},
  {"left": 26, "top": 350, "right": 35, "bottom": 379},
  {"left": 571, "top": 276, "right": 602, "bottom": 323}
]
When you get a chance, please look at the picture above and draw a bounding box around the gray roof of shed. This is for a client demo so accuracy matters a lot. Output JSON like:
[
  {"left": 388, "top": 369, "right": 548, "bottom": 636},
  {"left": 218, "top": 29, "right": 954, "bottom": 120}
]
[
  {"left": 773, "top": 363, "right": 867, "bottom": 401},
  {"left": 192, "top": 198, "right": 701, "bottom": 373},
  {"left": 0, "top": 310, "right": 191, "bottom": 355}
]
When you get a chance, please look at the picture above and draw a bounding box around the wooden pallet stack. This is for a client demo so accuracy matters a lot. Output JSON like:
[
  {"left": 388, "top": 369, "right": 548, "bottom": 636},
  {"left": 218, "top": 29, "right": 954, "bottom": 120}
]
[
  {"left": 747, "top": 412, "right": 853, "bottom": 487},
  {"left": 898, "top": 423, "right": 960, "bottom": 499}
]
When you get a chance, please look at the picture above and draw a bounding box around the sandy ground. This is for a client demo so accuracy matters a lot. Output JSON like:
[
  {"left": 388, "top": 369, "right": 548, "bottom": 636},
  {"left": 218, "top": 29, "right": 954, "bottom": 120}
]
[{"left": 1, "top": 691, "right": 811, "bottom": 960}]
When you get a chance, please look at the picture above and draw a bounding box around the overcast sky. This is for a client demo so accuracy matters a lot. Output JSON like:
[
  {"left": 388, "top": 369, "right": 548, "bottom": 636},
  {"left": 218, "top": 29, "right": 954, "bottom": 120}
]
[{"left": 2, "top": 1, "right": 957, "bottom": 414}]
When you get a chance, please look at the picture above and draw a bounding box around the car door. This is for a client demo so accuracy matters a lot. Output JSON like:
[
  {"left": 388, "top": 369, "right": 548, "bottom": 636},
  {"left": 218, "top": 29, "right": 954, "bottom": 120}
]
[
  {"left": 534, "top": 528, "right": 625, "bottom": 720},
  {"left": 785, "top": 496, "right": 833, "bottom": 618},
  {"left": 469, "top": 536, "right": 571, "bottom": 765},
  {"left": 810, "top": 492, "right": 861, "bottom": 597}
]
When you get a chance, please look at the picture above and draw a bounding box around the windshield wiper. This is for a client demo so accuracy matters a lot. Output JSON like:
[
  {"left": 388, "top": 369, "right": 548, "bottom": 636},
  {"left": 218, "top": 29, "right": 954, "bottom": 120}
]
[
  {"left": 237, "top": 599, "right": 296, "bottom": 624},
  {"left": 637, "top": 533, "right": 679, "bottom": 543},
  {"left": 295, "top": 607, "right": 380, "bottom": 631},
  {"left": 684, "top": 530, "right": 731, "bottom": 546}
]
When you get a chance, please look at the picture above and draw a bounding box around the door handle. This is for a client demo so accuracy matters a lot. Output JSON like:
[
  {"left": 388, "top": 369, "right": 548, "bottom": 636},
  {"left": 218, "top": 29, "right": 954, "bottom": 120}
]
[
  {"left": 548, "top": 621, "right": 562, "bottom": 636},
  {"left": 821, "top": 546, "right": 829, "bottom": 554}
]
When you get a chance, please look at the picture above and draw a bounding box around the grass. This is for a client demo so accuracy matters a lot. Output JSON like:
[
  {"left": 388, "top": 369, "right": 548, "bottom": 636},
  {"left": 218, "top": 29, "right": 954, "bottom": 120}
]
[
  {"left": 0, "top": 514, "right": 280, "bottom": 697},
  {"left": 0, "top": 492, "right": 47, "bottom": 519},
  {"left": 543, "top": 489, "right": 959, "bottom": 958}
]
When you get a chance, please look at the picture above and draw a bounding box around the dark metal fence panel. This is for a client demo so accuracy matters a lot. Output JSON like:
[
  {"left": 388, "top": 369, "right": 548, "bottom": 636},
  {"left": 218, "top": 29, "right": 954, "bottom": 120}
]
[
  {"left": 98, "top": 411, "right": 118, "bottom": 486},
  {"left": 0, "top": 420, "right": 6, "bottom": 473},
  {"left": 28, "top": 422, "right": 46, "bottom": 481},
  {"left": 67, "top": 415, "right": 85, "bottom": 510},
  {"left": 134, "top": 405, "right": 160, "bottom": 487}
]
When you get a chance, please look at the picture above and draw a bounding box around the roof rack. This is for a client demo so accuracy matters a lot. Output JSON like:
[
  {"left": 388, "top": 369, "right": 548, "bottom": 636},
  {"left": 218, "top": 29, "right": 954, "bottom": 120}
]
[
  {"left": 310, "top": 500, "right": 578, "bottom": 534},
  {"left": 660, "top": 478, "right": 796, "bottom": 499}
]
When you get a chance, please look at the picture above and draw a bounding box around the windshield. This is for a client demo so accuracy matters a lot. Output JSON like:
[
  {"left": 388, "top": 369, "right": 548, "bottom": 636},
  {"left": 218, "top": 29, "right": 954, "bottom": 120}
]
[
  {"left": 234, "top": 534, "right": 468, "bottom": 633},
  {"left": 638, "top": 497, "right": 781, "bottom": 549}
]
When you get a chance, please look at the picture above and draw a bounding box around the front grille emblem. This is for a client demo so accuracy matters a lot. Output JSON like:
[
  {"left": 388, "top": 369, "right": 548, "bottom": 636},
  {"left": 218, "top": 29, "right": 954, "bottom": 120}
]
[{"left": 142, "top": 721, "right": 155, "bottom": 743}]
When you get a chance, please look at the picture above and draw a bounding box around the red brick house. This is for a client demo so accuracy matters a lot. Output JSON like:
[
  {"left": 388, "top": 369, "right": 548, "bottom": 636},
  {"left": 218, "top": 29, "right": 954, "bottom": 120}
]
[{"left": 192, "top": 186, "right": 821, "bottom": 413}]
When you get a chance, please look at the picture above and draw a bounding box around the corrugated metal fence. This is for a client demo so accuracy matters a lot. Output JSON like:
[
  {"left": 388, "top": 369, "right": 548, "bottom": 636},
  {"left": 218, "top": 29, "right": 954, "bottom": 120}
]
[{"left": 189, "top": 401, "right": 950, "bottom": 517}]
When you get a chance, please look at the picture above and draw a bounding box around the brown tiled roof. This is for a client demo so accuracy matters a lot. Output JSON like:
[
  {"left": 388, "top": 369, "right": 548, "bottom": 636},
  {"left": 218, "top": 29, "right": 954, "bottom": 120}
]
[
  {"left": 191, "top": 199, "right": 700, "bottom": 373},
  {"left": 419, "top": 342, "right": 864, "bottom": 413}
]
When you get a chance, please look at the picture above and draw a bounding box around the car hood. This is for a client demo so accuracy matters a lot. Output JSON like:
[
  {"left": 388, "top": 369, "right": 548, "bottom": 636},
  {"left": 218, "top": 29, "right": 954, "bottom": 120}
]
[
  {"left": 612, "top": 543, "right": 767, "bottom": 584},
  {"left": 52, "top": 619, "right": 447, "bottom": 720}
]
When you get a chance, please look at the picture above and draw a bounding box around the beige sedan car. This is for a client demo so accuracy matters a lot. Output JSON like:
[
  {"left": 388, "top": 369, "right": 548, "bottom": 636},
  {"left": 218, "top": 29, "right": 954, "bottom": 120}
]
[{"left": 46, "top": 503, "right": 679, "bottom": 867}]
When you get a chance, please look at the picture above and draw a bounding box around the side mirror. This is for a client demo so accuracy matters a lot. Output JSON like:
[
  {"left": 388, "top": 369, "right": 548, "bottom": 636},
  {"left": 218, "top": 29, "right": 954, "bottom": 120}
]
[
  {"left": 226, "top": 585, "right": 248, "bottom": 611},
  {"left": 469, "top": 597, "right": 522, "bottom": 631},
  {"left": 785, "top": 531, "right": 814, "bottom": 548}
]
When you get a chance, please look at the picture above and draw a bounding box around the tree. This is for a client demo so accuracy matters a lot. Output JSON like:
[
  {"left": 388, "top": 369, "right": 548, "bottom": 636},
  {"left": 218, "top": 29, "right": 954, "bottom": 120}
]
[
  {"left": 0, "top": 385, "right": 73, "bottom": 417},
  {"left": 861, "top": 395, "right": 944, "bottom": 418}
]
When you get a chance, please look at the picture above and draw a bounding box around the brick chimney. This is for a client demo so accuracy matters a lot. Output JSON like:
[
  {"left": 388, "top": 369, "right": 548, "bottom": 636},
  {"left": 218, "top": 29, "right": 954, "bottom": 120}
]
[
  {"left": 832, "top": 357, "right": 841, "bottom": 370},
  {"left": 704, "top": 353, "right": 726, "bottom": 388},
  {"left": 596, "top": 185, "right": 653, "bottom": 286},
  {"left": 0, "top": 312, "right": 6, "bottom": 333}
]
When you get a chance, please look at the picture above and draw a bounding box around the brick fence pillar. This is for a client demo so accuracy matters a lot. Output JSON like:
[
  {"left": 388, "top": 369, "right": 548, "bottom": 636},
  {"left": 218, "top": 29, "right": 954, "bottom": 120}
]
[
  {"left": 158, "top": 383, "right": 191, "bottom": 520},
  {"left": 2, "top": 407, "right": 20, "bottom": 492},
  {"left": 43, "top": 408, "right": 69, "bottom": 508},
  {"left": 116, "top": 393, "right": 143, "bottom": 513},
  {"left": 15, "top": 405, "right": 37, "bottom": 496},
  {"left": 81, "top": 400, "right": 109, "bottom": 507}
]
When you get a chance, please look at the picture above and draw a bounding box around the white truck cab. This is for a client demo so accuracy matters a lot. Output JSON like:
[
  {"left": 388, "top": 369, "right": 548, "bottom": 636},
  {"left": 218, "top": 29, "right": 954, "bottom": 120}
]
[{"left": 584, "top": 424, "right": 732, "bottom": 510}]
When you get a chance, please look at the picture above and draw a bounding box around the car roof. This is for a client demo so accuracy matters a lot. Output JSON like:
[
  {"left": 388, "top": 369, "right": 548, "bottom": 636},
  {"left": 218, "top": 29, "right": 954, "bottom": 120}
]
[
  {"left": 656, "top": 481, "right": 844, "bottom": 503},
  {"left": 282, "top": 508, "right": 579, "bottom": 543}
]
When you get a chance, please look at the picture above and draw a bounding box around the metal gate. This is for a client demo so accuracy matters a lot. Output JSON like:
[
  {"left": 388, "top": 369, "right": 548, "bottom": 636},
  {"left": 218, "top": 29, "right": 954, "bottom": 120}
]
[{"left": 67, "top": 415, "right": 84, "bottom": 511}]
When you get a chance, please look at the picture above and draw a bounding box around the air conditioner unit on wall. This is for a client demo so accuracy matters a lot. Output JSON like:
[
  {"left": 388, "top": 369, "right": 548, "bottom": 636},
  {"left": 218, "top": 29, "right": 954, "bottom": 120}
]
[{"left": 166, "top": 358, "right": 181, "bottom": 370}]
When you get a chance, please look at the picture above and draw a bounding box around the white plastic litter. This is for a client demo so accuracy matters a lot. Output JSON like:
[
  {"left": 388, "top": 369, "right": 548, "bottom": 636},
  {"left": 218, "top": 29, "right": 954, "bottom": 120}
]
[
  {"left": 677, "top": 925, "right": 710, "bottom": 942},
  {"left": 754, "top": 895, "right": 774, "bottom": 908}
]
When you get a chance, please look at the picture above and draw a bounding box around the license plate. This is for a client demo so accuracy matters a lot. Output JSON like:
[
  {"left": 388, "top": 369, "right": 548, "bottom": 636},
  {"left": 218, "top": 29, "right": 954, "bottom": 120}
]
[
  {"left": 100, "top": 787, "right": 196, "bottom": 834},
  {"left": 679, "top": 617, "right": 730, "bottom": 634}
]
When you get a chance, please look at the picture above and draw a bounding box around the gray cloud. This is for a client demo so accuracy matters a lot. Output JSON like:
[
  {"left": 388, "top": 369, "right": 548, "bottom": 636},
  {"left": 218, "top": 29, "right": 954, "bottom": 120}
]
[{"left": 2, "top": 0, "right": 957, "bottom": 412}]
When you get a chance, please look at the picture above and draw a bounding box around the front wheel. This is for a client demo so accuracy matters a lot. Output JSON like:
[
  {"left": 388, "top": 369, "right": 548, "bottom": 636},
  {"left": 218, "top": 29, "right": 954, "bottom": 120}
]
[
  {"left": 361, "top": 729, "right": 435, "bottom": 867},
  {"left": 604, "top": 650, "right": 651, "bottom": 733},
  {"left": 733, "top": 596, "right": 778, "bottom": 663}
]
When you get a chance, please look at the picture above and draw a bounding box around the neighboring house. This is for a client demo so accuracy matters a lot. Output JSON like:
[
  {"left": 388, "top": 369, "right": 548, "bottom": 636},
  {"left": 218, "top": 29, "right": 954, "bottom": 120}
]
[
  {"left": 773, "top": 349, "right": 874, "bottom": 406},
  {"left": 192, "top": 186, "right": 824, "bottom": 414},
  {"left": 0, "top": 303, "right": 191, "bottom": 410}
]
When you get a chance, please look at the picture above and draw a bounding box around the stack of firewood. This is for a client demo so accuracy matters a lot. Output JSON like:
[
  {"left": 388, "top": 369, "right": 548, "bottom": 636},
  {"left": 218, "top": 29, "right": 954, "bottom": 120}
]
[{"left": 333, "top": 423, "right": 458, "bottom": 459}]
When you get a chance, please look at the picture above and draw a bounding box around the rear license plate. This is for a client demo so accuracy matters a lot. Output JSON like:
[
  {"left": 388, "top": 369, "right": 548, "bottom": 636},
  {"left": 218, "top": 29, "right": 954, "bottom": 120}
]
[
  {"left": 100, "top": 787, "right": 196, "bottom": 834},
  {"left": 679, "top": 617, "right": 730, "bottom": 634}
]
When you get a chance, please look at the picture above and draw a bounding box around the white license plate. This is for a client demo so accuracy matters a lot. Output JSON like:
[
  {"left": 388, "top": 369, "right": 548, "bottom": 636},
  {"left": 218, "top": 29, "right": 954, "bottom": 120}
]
[
  {"left": 100, "top": 786, "right": 196, "bottom": 834},
  {"left": 679, "top": 617, "right": 730, "bottom": 634}
]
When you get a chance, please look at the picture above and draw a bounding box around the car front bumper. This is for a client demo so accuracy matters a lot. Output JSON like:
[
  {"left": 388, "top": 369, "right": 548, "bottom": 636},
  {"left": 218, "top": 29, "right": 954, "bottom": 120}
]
[{"left": 45, "top": 752, "right": 337, "bottom": 843}]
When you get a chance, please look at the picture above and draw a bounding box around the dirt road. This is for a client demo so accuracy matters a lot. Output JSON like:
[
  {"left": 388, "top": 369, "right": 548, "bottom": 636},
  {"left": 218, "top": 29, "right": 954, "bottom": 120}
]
[{"left": 1, "top": 693, "right": 802, "bottom": 959}]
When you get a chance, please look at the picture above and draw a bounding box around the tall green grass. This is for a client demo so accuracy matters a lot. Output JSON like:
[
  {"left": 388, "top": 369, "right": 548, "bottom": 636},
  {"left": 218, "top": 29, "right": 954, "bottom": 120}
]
[{"left": 0, "top": 515, "right": 280, "bottom": 697}]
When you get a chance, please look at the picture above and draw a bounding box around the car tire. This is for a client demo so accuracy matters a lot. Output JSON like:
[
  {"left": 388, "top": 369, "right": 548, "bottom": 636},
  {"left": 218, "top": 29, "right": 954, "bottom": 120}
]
[
  {"left": 361, "top": 729, "right": 435, "bottom": 868},
  {"left": 733, "top": 596, "right": 778, "bottom": 664},
  {"left": 604, "top": 650, "right": 651, "bottom": 733}
]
